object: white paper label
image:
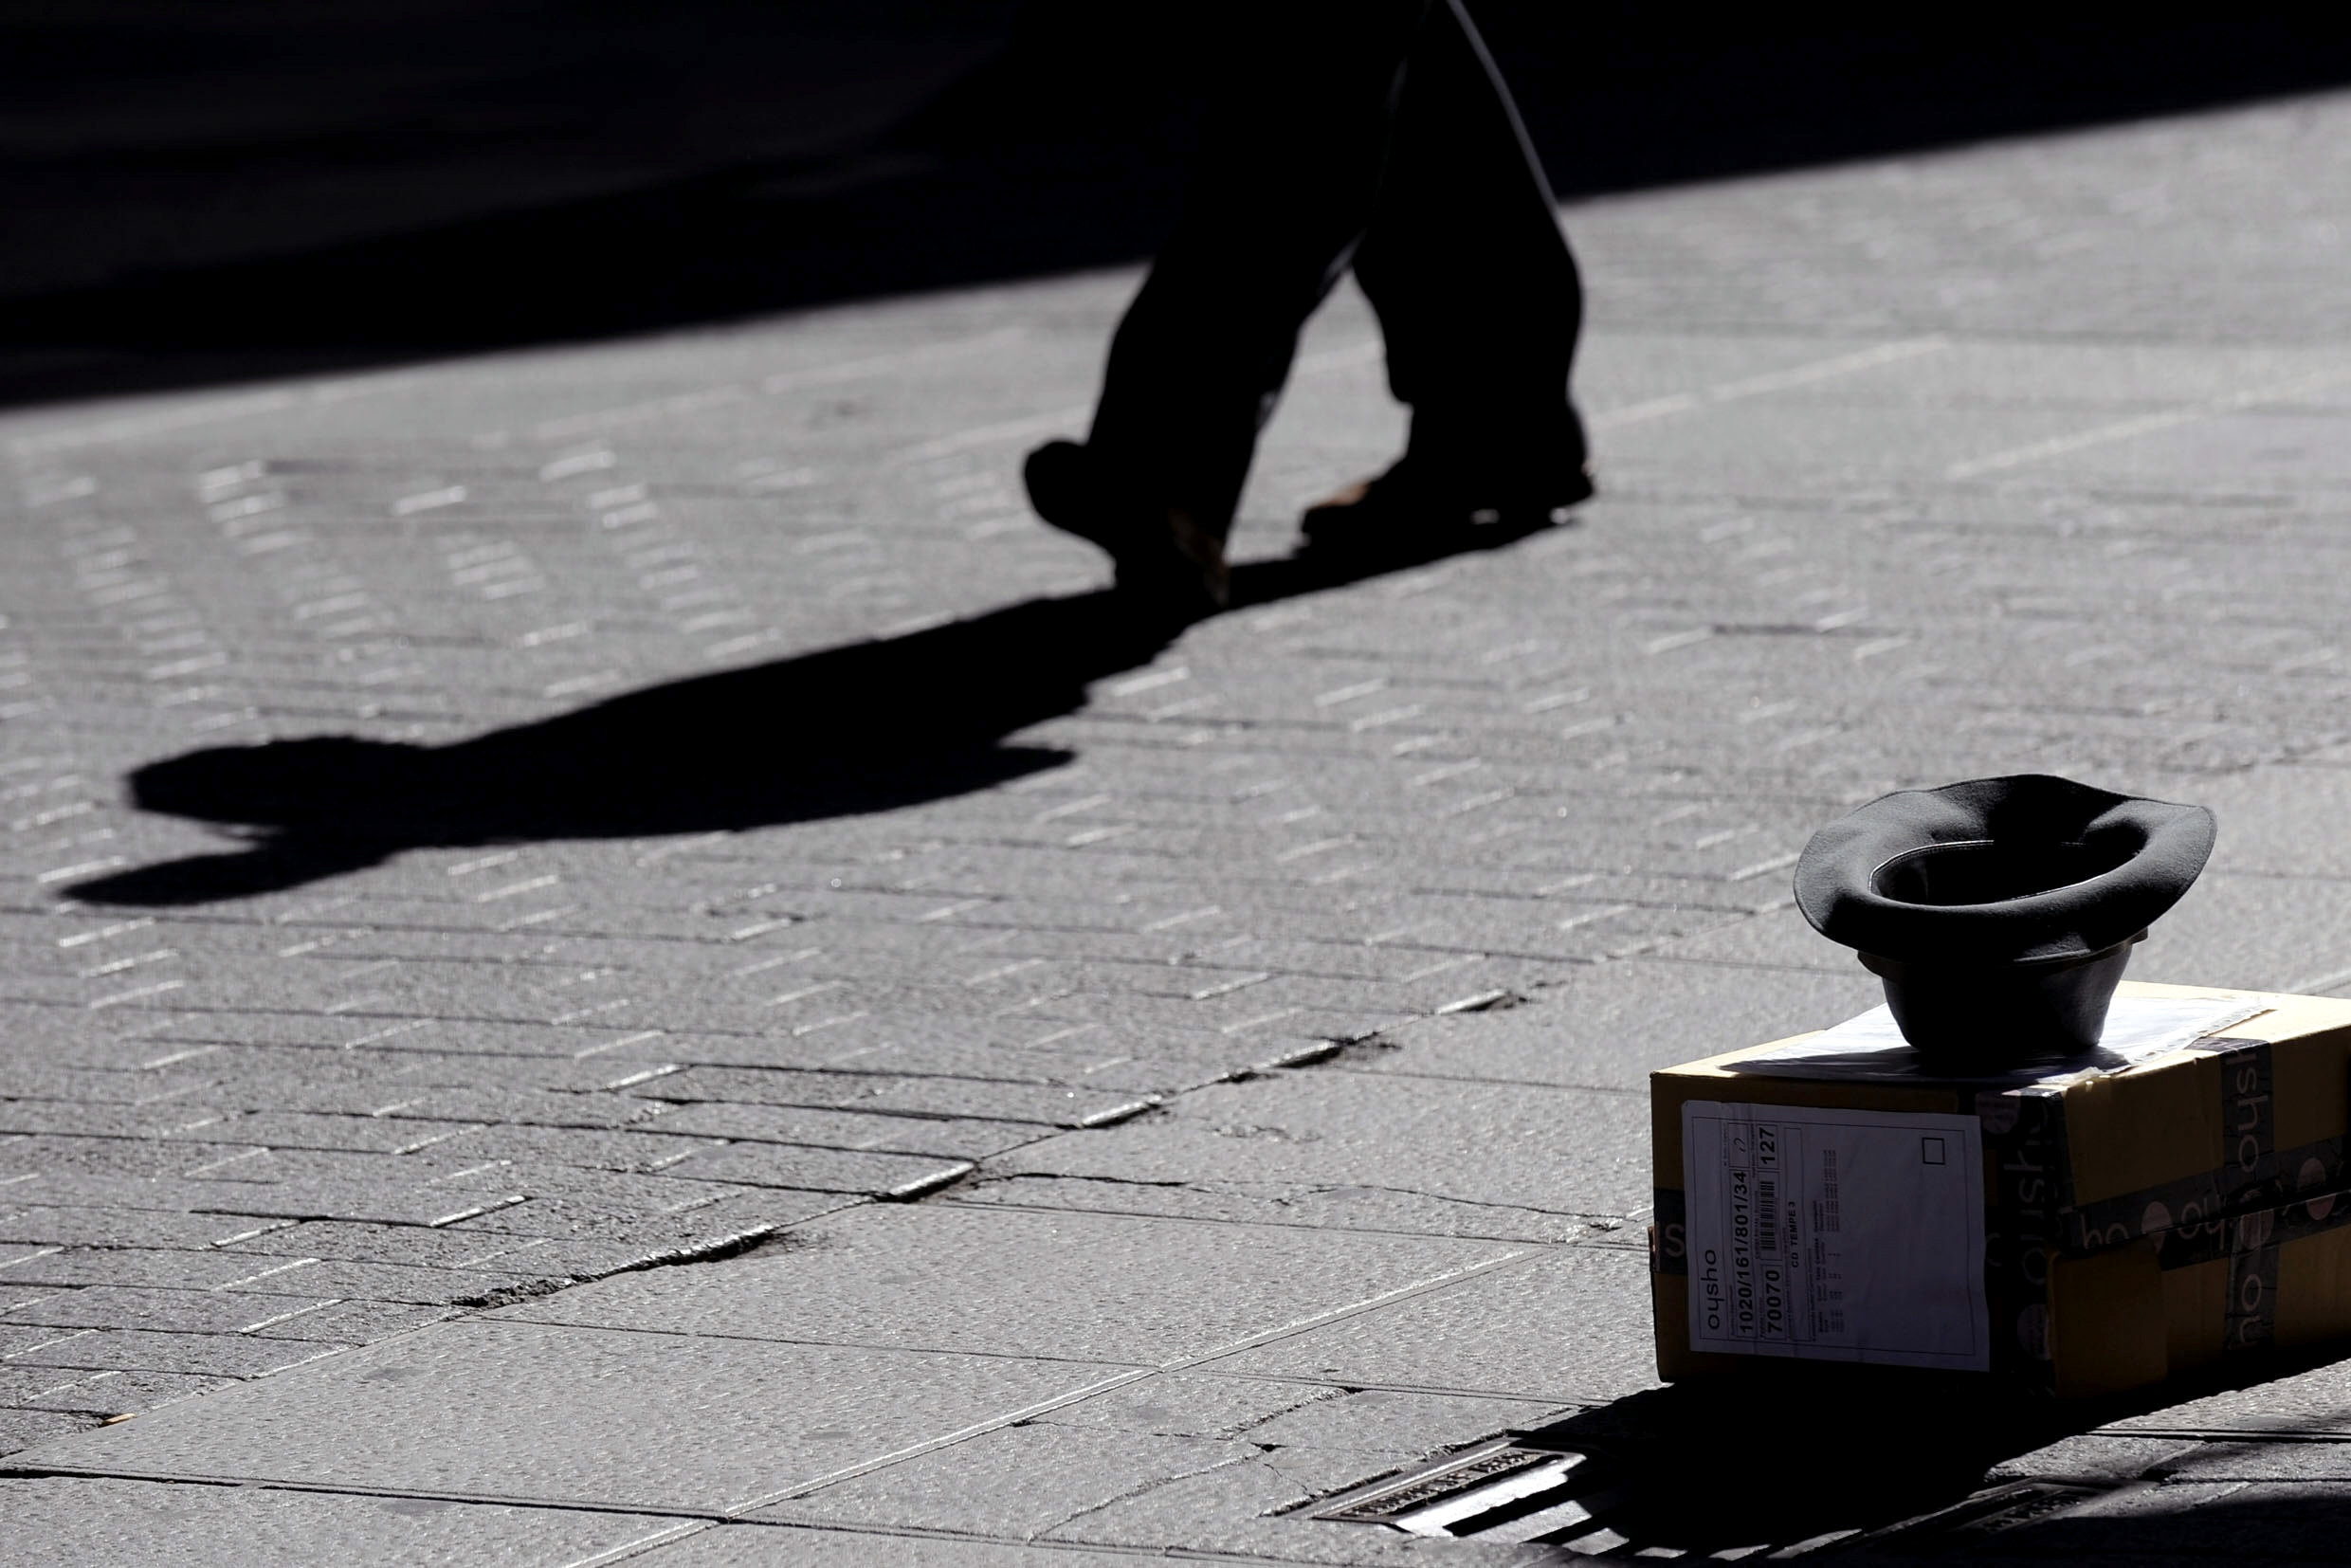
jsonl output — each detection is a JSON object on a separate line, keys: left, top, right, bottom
{"left": 1738, "top": 994, "right": 2264, "bottom": 1083}
{"left": 1683, "top": 1100, "right": 1989, "bottom": 1370}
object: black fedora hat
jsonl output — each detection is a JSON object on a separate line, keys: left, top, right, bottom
{"left": 1795, "top": 775, "right": 2215, "bottom": 1060}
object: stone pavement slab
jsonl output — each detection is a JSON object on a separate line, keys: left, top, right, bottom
{"left": 751, "top": 1420, "right": 1413, "bottom": 1541}
{"left": 1200, "top": 1246, "right": 1655, "bottom": 1408}
{"left": 499, "top": 1204, "right": 1522, "bottom": 1365}
{"left": 627, "top": 1530, "right": 1281, "bottom": 1568}
{"left": 0, "top": 1475, "right": 693, "bottom": 1568}
{"left": 21, "top": 1320, "right": 1130, "bottom": 1514}
{"left": 1959, "top": 1481, "right": 2351, "bottom": 1563}
{"left": 749, "top": 1423, "right": 1549, "bottom": 1568}
{"left": 1336, "top": 960, "right": 1878, "bottom": 1092}
{"left": 961, "top": 1068, "right": 1648, "bottom": 1241}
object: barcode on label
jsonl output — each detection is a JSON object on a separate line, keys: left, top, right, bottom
{"left": 1757, "top": 1177, "right": 1779, "bottom": 1256}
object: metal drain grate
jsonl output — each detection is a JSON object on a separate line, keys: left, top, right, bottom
{"left": 1300, "top": 1442, "right": 2111, "bottom": 1558}
{"left": 1311, "top": 1444, "right": 1581, "bottom": 1535}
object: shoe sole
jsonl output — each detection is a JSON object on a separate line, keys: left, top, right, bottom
{"left": 1026, "top": 444, "right": 1229, "bottom": 613}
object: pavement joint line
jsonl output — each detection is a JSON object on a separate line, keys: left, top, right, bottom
{"left": 1698, "top": 335, "right": 1951, "bottom": 402}
{"left": 664, "top": 1520, "right": 1318, "bottom": 1566}
{"left": 0, "top": 1466, "right": 1308, "bottom": 1568}
{"left": 729, "top": 1364, "right": 1157, "bottom": 1512}
{"left": 1179, "top": 1366, "right": 1616, "bottom": 1409}
{"left": 406, "top": 1313, "right": 1158, "bottom": 1371}
{"left": 936, "top": 1194, "right": 1629, "bottom": 1248}
{"left": 720, "top": 1242, "right": 1557, "bottom": 1514}
{"left": 1316, "top": 1061, "right": 1646, "bottom": 1097}
{"left": 2097, "top": 1427, "right": 2351, "bottom": 1444}
{"left": 0, "top": 1462, "right": 742, "bottom": 1532}
{"left": 1945, "top": 366, "right": 2351, "bottom": 478}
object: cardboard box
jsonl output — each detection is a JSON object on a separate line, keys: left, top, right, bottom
{"left": 1649, "top": 982, "right": 2351, "bottom": 1397}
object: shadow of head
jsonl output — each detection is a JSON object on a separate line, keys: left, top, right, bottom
{"left": 68, "top": 528, "right": 1550, "bottom": 906}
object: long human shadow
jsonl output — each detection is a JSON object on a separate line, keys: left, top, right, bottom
{"left": 66, "top": 533, "right": 1534, "bottom": 907}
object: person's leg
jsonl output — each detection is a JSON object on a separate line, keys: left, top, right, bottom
{"left": 1339, "top": 0, "right": 1587, "bottom": 511}
{"left": 1047, "top": 0, "right": 1431, "bottom": 544}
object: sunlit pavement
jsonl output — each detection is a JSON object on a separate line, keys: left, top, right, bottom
{"left": 5, "top": 86, "right": 2351, "bottom": 1563}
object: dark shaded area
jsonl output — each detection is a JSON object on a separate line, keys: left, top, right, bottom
{"left": 66, "top": 525, "right": 1545, "bottom": 906}
{"left": 1517, "top": 1377, "right": 2082, "bottom": 1551}
{"left": 1505, "top": 1358, "right": 2351, "bottom": 1557}
{"left": 8, "top": 4, "right": 2351, "bottom": 407}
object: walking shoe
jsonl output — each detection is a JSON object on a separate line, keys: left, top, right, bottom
{"left": 1299, "top": 456, "right": 1595, "bottom": 558}
{"left": 1023, "top": 440, "right": 1230, "bottom": 615}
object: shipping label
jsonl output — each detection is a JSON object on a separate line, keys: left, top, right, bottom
{"left": 1683, "top": 1100, "right": 1990, "bottom": 1371}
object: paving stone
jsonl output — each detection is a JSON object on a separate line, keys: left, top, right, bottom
{"left": 1641, "top": 913, "right": 1850, "bottom": 974}
{"left": 1027, "top": 1373, "right": 1344, "bottom": 1441}
{"left": 1238, "top": 1386, "right": 1575, "bottom": 1454}
{"left": 2105, "top": 1358, "right": 2351, "bottom": 1438}
{"left": 643, "top": 1102, "right": 1054, "bottom": 1160}
{"left": 211, "top": 1218, "right": 550, "bottom": 1269}
{"left": 0, "top": 1476, "right": 694, "bottom": 1566}
{"left": 194, "top": 1256, "right": 549, "bottom": 1307}
{"left": 7, "top": 1366, "right": 237, "bottom": 1417}
{"left": 1348, "top": 959, "right": 1879, "bottom": 1091}
{"left": 1011, "top": 989, "right": 1412, "bottom": 1046}
{"left": 656, "top": 1142, "right": 974, "bottom": 1198}
{"left": 243, "top": 1299, "right": 462, "bottom": 1343}
{"left": 1983, "top": 1479, "right": 2351, "bottom": 1560}
{"left": 758, "top": 1420, "right": 1337, "bottom": 1540}
{"left": 501, "top": 1203, "right": 1518, "bottom": 1365}
{"left": 1, "top": 1286, "right": 337, "bottom": 1335}
{"left": 1985, "top": 1432, "right": 2204, "bottom": 1485}
{"left": 629, "top": 1524, "right": 1216, "bottom": 1567}
{"left": 2, "top": 1172, "right": 517, "bottom": 1227}
{"left": 442, "top": 1187, "right": 857, "bottom": 1243}
{"left": 412, "top": 1122, "right": 725, "bottom": 1174}
{"left": 160, "top": 1110, "right": 485, "bottom": 1155}
{"left": 968, "top": 1068, "right": 1647, "bottom": 1239}
{"left": 2139, "top": 870, "right": 2351, "bottom": 994}
{"left": 2141, "top": 1439, "right": 2351, "bottom": 1483}
{"left": 600, "top": 1024, "right": 1227, "bottom": 1098}
{"left": 24, "top": 1320, "right": 1130, "bottom": 1513}
{"left": 0, "top": 1207, "right": 296, "bottom": 1250}
{"left": 419, "top": 1160, "right": 758, "bottom": 1212}
{"left": 3, "top": 1328, "right": 350, "bottom": 1379}
{"left": 0, "top": 1363, "right": 94, "bottom": 1406}
{"left": 2203, "top": 765, "right": 2351, "bottom": 884}
{"left": 1204, "top": 1245, "right": 1659, "bottom": 1405}
{"left": 0, "top": 1280, "right": 61, "bottom": 1312}
{"left": 1033, "top": 1444, "right": 1548, "bottom": 1565}
{"left": 0, "top": 1409, "right": 100, "bottom": 1457}
{"left": 630, "top": 1067, "right": 1157, "bottom": 1129}
{"left": 357, "top": 1086, "right": 683, "bottom": 1130}
{"left": 0, "top": 1246, "right": 294, "bottom": 1292}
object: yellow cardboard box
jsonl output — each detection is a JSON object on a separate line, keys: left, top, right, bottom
{"left": 1649, "top": 982, "right": 2351, "bottom": 1397}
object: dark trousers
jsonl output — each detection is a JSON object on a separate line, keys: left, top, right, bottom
{"left": 1085, "top": 0, "right": 1585, "bottom": 538}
